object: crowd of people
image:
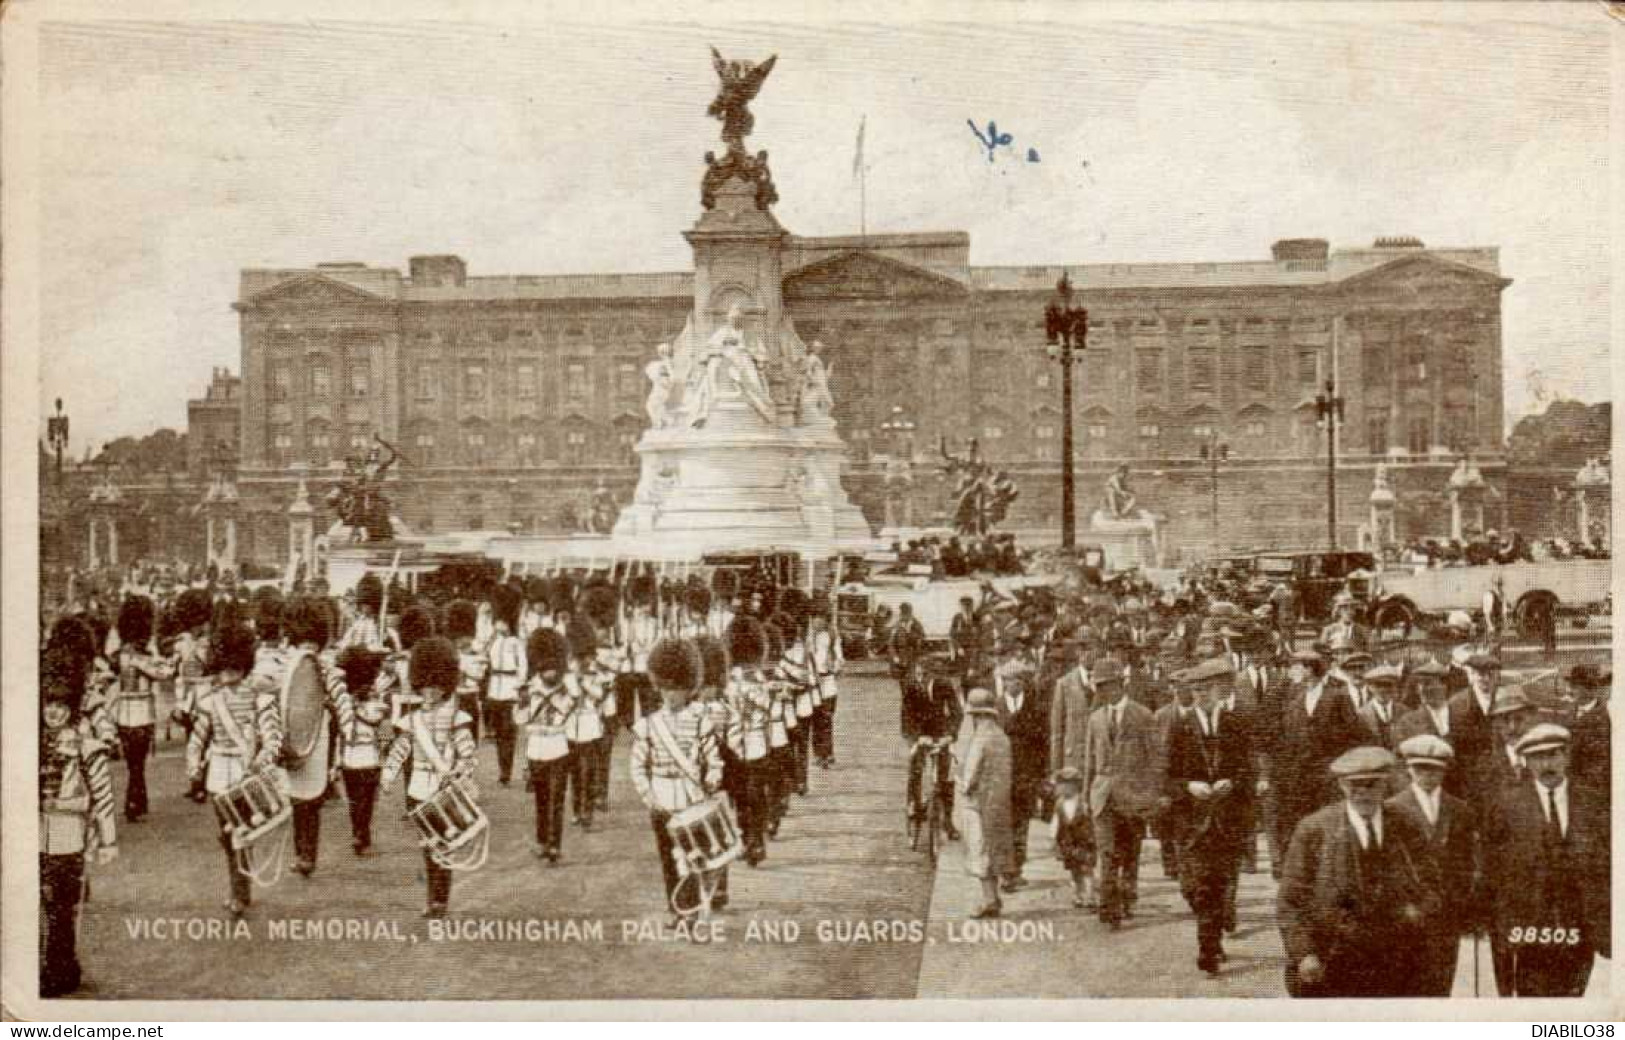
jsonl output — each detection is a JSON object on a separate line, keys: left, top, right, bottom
{"left": 889, "top": 571, "right": 1610, "bottom": 997}
{"left": 1397, "top": 528, "right": 1611, "bottom": 567}
{"left": 37, "top": 563, "right": 847, "bottom": 997}
{"left": 883, "top": 532, "right": 1029, "bottom": 579}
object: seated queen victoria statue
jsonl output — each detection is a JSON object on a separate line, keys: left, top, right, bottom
{"left": 684, "top": 303, "right": 774, "bottom": 428}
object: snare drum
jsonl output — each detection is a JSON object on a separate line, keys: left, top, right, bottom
{"left": 665, "top": 797, "right": 742, "bottom": 876}
{"left": 409, "top": 777, "right": 489, "bottom": 871}
{"left": 213, "top": 770, "right": 291, "bottom": 851}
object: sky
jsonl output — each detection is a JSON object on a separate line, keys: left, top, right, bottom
{"left": 28, "top": 5, "right": 1614, "bottom": 453}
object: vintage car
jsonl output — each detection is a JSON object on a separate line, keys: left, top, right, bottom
{"left": 1251, "top": 549, "right": 1378, "bottom": 624}
{"left": 1367, "top": 558, "right": 1610, "bottom": 637}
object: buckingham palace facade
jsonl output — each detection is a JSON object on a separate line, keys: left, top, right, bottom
{"left": 224, "top": 232, "right": 1510, "bottom": 565}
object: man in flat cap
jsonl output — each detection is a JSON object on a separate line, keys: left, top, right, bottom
{"left": 1481, "top": 723, "right": 1610, "bottom": 996}
{"left": 1356, "top": 663, "right": 1404, "bottom": 754}
{"left": 1278, "top": 745, "right": 1440, "bottom": 997}
{"left": 1081, "top": 656, "right": 1159, "bottom": 926}
{"left": 1563, "top": 664, "right": 1610, "bottom": 809}
{"left": 1446, "top": 650, "right": 1502, "bottom": 813}
{"left": 1484, "top": 687, "right": 1539, "bottom": 794}
{"left": 1271, "top": 648, "right": 1365, "bottom": 879}
{"left": 1386, "top": 734, "right": 1480, "bottom": 996}
{"left": 1317, "top": 591, "right": 1370, "bottom": 656}
{"left": 1393, "top": 659, "right": 1454, "bottom": 766}
{"left": 1164, "top": 656, "right": 1256, "bottom": 975}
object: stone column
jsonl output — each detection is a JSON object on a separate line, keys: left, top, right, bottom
{"left": 1369, "top": 471, "right": 1396, "bottom": 554}
{"left": 288, "top": 467, "right": 315, "bottom": 568}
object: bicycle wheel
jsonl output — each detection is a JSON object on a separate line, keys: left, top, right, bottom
{"left": 925, "top": 793, "right": 941, "bottom": 866}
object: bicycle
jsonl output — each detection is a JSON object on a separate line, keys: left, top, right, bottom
{"left": 906, "top": 736, "right": 956, "bottom": 865}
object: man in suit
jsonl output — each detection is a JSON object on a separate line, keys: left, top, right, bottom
{"left": 1482, "top": 724, "right": 1611, "bottom": 996}
{"left": 1151, "top": 644, "right": 1196, "bottom": 880}
{"left": 1271, "top": 649, "right": 1363, "bottom": 876}
{"left": 1164, "top": 655, "right": 1255, "bottom": 974}
{"left": 1317, "top": 591, "right": 1371, "bottom": 655}
{"left": 1446, "top": 650, "right": 1502, "bottom": 811}
{"left": 1278, "top": 746, "right": 1442, "bottom": 997}
{"left": 1227, "top": 624, "right": 1285, "bottom": 874}
{"left": 1356, "top": 663, "right": 1403, "bottom": 752}
{"left": 1049, "top": 640, "right": 1096, "bottom": 775}
{"left": 1081, "top": 660, "right": 1160, "bottom": 927}
{"left": 995, "top": 661, "right": 1050, "bottom": 891}
{"left": 1564, "top": 664, "right": 1610, "bottom": 808}
{"left": 1394, "top": 658, "right": 1454, "bottom": 746}
{"left": 1386, "top": 735, "right": 1481, "bottom": 996}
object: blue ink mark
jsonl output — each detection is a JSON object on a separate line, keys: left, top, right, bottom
{"left": 1027, "top": 147, "right": 1041, "bottom": 163}
{"left": 968, "top": 119, "right": 1014, "bottom": 163}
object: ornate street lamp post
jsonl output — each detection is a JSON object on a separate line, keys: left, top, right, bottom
{"left": 879, "top": 405, "right": 917, "bottom": 530}
{"left": 1043, "top": 273, "right": 1089, "bottom": 550}
{"left": 47, "top": 398, "right": 70, "bottom": 484}
{"left": 1315, "top": 377, "right": 1346, "bottom": 549}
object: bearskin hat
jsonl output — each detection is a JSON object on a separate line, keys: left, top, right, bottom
{"left": 399, "top": 604, "right": 436, "bottom": 650}
{"left": 491, "top": 583, "right": 522, "bottom": 632}
{"left": 684, "top": 582, "right": 713, "bottom": 617}
{"left": 522, "top": 574, "right": 548, "bottom": 605}
{"left": 47, "top": 615, "right": 99, "bottom": 675}
{"left": 337, "top": 646, "right": 387, "bottom": 698}
{"left": 283, "top": 595, "right": 333, "bottom": 648}
{"left": 209, "top": 620, "right": 259, "bottom": 676}
{"left": 444, "top": 599, "right": 478, "bottom": 642}
{"left": 694, "top": 634, "right": 730, "bottom": 690}
{"left": 527, "top": 627, "right": 570, "bottom": 679}
{"left": 545, "top": 575, "right": 577, "bottom": 617}
{"left": 41, "top": 643, "right": 87, "bottom": 715}
{"left": 355, "top": 573, "right": 384, "bottom": 615}
{"left": 778, "top": 587, "right": 810, "bottom": 626}
{"left": 116, "top": 595, "right": 155, "bottom": 648}
{"left": 566, "top": 613, "right": 599, "bottom": 660}
{"left": 409, "top": 636, "right": 461, "bottom": 694}
{"left": 580, "top": 584, "right": 619, "bottom": 632}
{"left": 762, "top": 619, "right": 786, "bottom": 662}
{"left": 251, "top": 587, "right": 284, "bottom": 642}
{"left": 727, "top": 617, "right": 767, "bottom": 670}
{"left": 175, "top": 588, "right": 215, "bottom": 634}
{"left": 711, "top": 567, "right": 739, "bottom": 601}
{"left": 626, "top": 572, "right": 658, "bottom": 609}
{"left": 647, "top": 637, "right": 702, "bottom": 695}
{"left": 768, "top": 611, "right": 800, "bottom": 647}
{"left": 81, "top": 613, "right": 111, "bottom": 660}
{"left": 756, "top": 584, "right": 779, "bottom": 618}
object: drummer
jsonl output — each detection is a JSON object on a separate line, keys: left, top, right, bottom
{"left": 630, "top": 637, "right": 724, "bottom": 918}
{"left": 380, "top": 636, "right": 478, "bottom": 919}
{"left": 185, "top": 620, "right": 283, "bottom": 918}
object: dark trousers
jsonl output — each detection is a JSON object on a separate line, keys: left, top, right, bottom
{"left": 591, "top": 734, "right": 613, "bottom": 809}
{"left": 567, "top": 741, "right": 597, "bottom": 824}
{"left": 1008, "top": 777, "right": 1040, "bottom": 876}
{"left": 1405, "top": 931, "right": 1462, "bottom": 997}
{"left": 457, "top": 693, "right": 482, "bottom": 743}
{"left": 1093, "top": 806, "right": 1142, "bottom": 923}
{"left": 342, "top": 767, "right": 380, "bottom": 850}
{"left": 40, "top": 853, "right": 84, "bottom": 998}
{"left": 117, "top": 725, "right": 153, "bottom": 820}
{"left": 811, "top": 695, "right": 837, "bottom": 763}
{"left": 529, "top": 756, "right": 570, "bottom": 853}
{"left": 907, "top": 744, "right": 955, "bottom": 821}
{"left": 1179, "top": 849, "right": 1229, "bottom": 964}
{"left": 213, "top": 820, "right": 253, "bottom": 907}
{"left": 618, "top": 674, "right": 656, "bottom": 728}
{"left": 769, "top": 743, "right": 794, "bottom": 823}
{"left": 1155, "top": 807, "right": 1186, "bottom": 878}
{"left": 486, "top": 701, "right": 517, "bottom": 782}
{"left": 1507, "top": 940, "right": 1594, "bottom": 997}
{"left": 789, "top": 717, "right": 811, "bottom": 793}
{"left": 650, "top": 809, "right": 681, "bottom": 903}
{"left": 405, "top": 796, "right": 452, "bottom": 909}
{"left": 737, "top": 756, "right": 771, "bottom": 855}
{"left": 292, "top": 798, "right": 323, "bottom": 871}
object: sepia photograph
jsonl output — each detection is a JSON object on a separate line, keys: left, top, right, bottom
{"left": 2, "top": 0, "right": 1616, "bottom": 1019}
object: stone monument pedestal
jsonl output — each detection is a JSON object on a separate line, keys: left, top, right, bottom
{"left": 1087, "top": 510, "right": 1164, "bottom": 570}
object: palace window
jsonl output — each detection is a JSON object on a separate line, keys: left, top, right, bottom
{"left": 516, "top": 431, "right": 539, "bottom": 464}
{"left": 1035, "top": 424, "right": 1055, "bottom": 440}
{"left": 565, "top": 429, "right": 587, "bottom": 464}
{"left": 1407, "top": 415, "right": 1430, "bottom": 455}
{"left": 983, "top": 426, "right": 1005, "bottom": 440}
{"left": 271, "top": 365, "right": 291, "bottom": 403}
{"left": 1243, "top": 417, "right": 1267, "bottom": 439}
{"left": 463, "top": 364, "right": 487, "bottom": 401}
{"left": 616, "top": 362, "right": 639, "bottom": 400}
{"left": 415, "top": 365, "right": 437, "bottom": 400}
{"left": 1138, "top": 423, "right": 1160, "bottom": 439}
{"left": 1187, "top": 348, "right": 1215, "bottom": 392}
{"left": 1036, "top": 371, "right": 1052, "bottom": 390}
{"left": 1192, "top": 423, "right": 1215, "bottom": 441}
{"left": 1136, "top": 350, "right": 1163, "bottom": 393}
{"left": 566, "top": 363, "right": 588, "bottom": 404}
{"left": 270, "top": 428, "right": 293, "bottom": 467}
{"left": 310, "top": 366, "right": 331, "bottom": 398}
{"left": 1297, "top": 348, "right": 1319, "bottom": 386}
{"left": 1242, "top": 346, "right": 1269, "bottom": 391}
{"left": 1087, "top": 423, "right": 1109, "bottom": 440}
{"left": 1367, "top": 410, "right": 1389, "bottom": 454}
{"left": 414, "top": 431, "right": 435, "bottom": 465}
{"left": 349, "top": 369, "right": 369, "bottom": 399}
{"left": 516, "top": 363, "right": 538, "bottom": 401}
{"left": 617, "top": 428, "right": 638, "bottom": 463}
{"left": 349, "top": 429, "right": 369, "bottom": 452}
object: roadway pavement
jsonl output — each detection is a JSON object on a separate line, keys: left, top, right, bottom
{"left": 63, "top": 627, "right": 1611, "bottom": 1001}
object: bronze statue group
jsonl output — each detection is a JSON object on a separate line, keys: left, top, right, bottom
{"left": 36, "top": 563, "right": 847, "bottom": 996}
{"left": 894, "top": 577, "right": 1610, "bottom": 997}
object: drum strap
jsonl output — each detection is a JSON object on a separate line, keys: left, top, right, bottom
{"left": 410, "top": 712, "right": 453, "bottom": 779}
{"left": 649, "top": 712, "right": 704, "bottom": 793}
{"left": 207, "top": 691, "right": 257, "bottom": 762}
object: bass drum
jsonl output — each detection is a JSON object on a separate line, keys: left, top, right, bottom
{"left": 280, "top": 650, "right": 326, "bottom": 768}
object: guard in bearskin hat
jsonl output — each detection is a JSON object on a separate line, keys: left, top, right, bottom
{"left": 186, "top": 619, "right": 281, "bottom": 917}
{"left": 580, "top": 584, "right": 622, "bottom": 812}
{"left": 280, "top": 595, "right": 355, "bottom": 879}
{"left": 49, "top": 615, "right": 116, "bottom": 750}
{"left": 336, "top": 647, "right": 390, "bottom": 857}
{"left": 621, "top": 571, "right": 662, "bottom": 726}
{"left": 629, "top": 637, "right": 723, "bottom": 914}
{"left": 443, "top": 599, "right": 486, "bottom": 744}
{"left": 709, "top": 569, "right": 739, "bottom": 640}
{"left": 342, "top": 574, "right": 385, "bottom": 650}
{"left": 760, "top": 619, "right": 795, "bottom": 837}
{"left": 564, "top": 614, "right": 610, "bottom": 830}
{"left": 381, "top": 637, "right": 477, "bottom": 918}
{"left": 725, "top": 617, "right": 774, "bottom": 865}
{"left": 773, "top": 594, "right": 815, "bottom": 799}
{"left": 485, "top": 585, "right": 525, "bottom": 785}
{"left": 166, "top": 588, "right": 216, "bottom": 739}
{"left": 112, "top": 594, "right": 173, "bottom": 823}
{"left": 521, "top": 628, "right": 576, "bottom": 864}
{"left": 693, "top": 632, "right": 735, "bottom": 908}
{"left": 39, "top": 639, "right": 118, "bottom": 997}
